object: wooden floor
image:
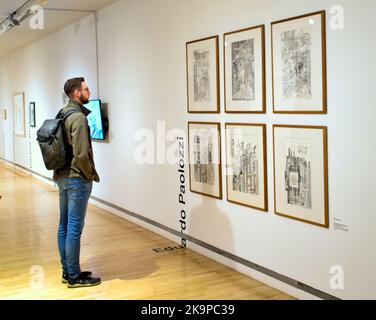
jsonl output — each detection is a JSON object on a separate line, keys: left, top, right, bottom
{"left": 0, "top": 162, "right": 293, "bottom": 300}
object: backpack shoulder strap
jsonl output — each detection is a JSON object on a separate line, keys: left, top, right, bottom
{"left": 62, "top": 109, "right": 80, "bottom": 122}
{"left": 55, "top": 108, "right": 80, "bottom": 122}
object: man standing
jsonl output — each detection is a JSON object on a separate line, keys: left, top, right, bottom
{"left": 53, "top": 77, "right": 101, "bottom": 288}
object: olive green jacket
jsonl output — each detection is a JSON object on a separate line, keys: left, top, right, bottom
{"left": 53, "top": 100, "right": 100, "bottom": 182}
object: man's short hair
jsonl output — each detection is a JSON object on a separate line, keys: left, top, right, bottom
{"left": 64, "top": 77, "right": 85, "bottom": 98}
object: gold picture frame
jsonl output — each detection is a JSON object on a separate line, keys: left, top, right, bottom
{"left": 224, "top": 25, "right": 266, "bottom": 113}
{"left": 271, "top": 11, "right": 327, "bottom": 114}
{"left": 273, "top": 124, "right": 329, "bottom": 228}
{"left": 188, "top": 122, "right": 222, "bottom": 199}
{"left": 225, "top": 123, "right": 268, "bottom": 211}
{"left": 186, "top": 36, "right": 220, "bottom": 113}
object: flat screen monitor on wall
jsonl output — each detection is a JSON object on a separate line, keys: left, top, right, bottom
{"left": 84, "top": 99, "right": 105, "bottom": 141}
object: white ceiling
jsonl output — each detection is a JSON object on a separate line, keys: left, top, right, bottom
{"left": 0, "top": 0, "right": 119, "bottom": 58}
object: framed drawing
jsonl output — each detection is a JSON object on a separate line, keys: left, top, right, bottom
{"left": 271, "top": 11, "right": 327, "bottom": 113}
{"left": 186, "top": 36, "right": 220, "bottom": 113}
{"left": 225, "top": 123, "right": 268, "bottom": 211}
{"left": 273, "top": 125, "right": 329, "bottom": 228}
{"left": 224, "top": 25, "right": 266, "bottom": 113}
{"left": 13, "top": 92, "right": 26, "bottom": 137}
{"left": 1, "top": 109, "right": 6, "bottom": 120}
{"left": 29, "top": 102, "right": 36, "bottom": 128}
{"left": 188, "top": 122, "right": 222, "bottom": 199}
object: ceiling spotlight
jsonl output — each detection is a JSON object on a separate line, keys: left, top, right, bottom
{"left": 0, "top": 0, "right": 51, "bottom": 35}
{"left": 9, "top": 13, "right": 20, "bottom": 26}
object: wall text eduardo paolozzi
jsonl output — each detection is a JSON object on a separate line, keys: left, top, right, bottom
{"left": 178, "top": 136, "right": 187, "bottom": 247}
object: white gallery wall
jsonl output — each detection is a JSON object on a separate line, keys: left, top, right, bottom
{"left": 0, "top": 15, "right": 99, "bottom": 175}
{"left": 0, "top": 0, "right": 375, "bottom": 299}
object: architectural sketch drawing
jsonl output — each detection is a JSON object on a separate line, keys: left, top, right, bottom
{"left": 232, "top": 39, "right": 255, "bottom": 101}
{"left": 193, "top": 49, "right": 211, "bottom": 103}
{"left": 281, "top": 27, "right": 312, "bottom": 100}
{"left": 193, "top": 134, "right": 215, "bottom": 185}
{"left": 230, "top": 137, "right": 259, "bottom": 195}
{"left": 285, "top": 145, "right": 312, "bottom": 209}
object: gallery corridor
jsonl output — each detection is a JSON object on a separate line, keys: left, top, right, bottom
{"left": 0, "top": 162, "right": 292, "bottom": 300}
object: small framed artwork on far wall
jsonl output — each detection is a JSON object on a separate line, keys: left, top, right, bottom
{"left": 13, "top": 92, "right": 26, "bottom": 137}
{"left": 29, "top": 102, "right": 36, "bottom": 128}
{"left": 186, "top": 36, "right": 220, "bottom": 113}
{"left": 271, "top": 11, "right": 327, "bottom": 114}
{"left": 1, "top": 109, "right": 6, "bottom": 120}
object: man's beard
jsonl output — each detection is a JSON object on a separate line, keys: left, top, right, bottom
{"left": 79, "top": 96, "right": 90, "bottom": 104}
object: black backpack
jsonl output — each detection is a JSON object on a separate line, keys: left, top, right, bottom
{"left": 36, "top": 109, "right": 79, "bottom": 170}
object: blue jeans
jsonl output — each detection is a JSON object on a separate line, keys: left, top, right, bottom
{"left": 56, "top": 177, "right": 92, "bottom": 279}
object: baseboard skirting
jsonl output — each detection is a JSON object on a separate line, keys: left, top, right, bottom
{"left": 0, "top": 157, "right": 53, "bottom": 182}
{"left": 0, "top": 157, "right": 340, "bottom": 300}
